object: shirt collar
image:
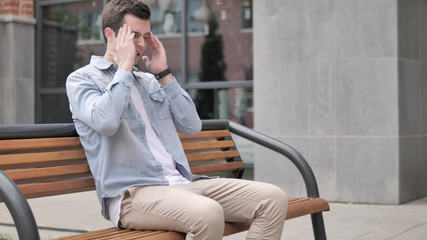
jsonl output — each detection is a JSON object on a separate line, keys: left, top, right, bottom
{"left": 90, "top": 55, "right": 115, "bottom": 70}
{"left": 90, "top": 55, "right": 140, "bottom": 72}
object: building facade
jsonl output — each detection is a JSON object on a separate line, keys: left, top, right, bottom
{"left": 0, "top": 0, "right": 35, "bottom": 124}
{"left": 1, "top": 0, "right": 426, "bottom": 204}
{"left": 254, "top": 0, "right": 427, "bottom": 205}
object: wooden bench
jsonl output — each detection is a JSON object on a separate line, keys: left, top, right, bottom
{"left": 0, "top": 120, "right": 329, "bottom": 240}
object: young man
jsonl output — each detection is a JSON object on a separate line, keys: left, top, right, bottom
{"left": 66, "top": 0, "right": 288, "bottom": 239}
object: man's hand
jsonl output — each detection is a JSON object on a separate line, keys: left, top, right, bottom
{"left": 110, "top": 24, "right": 135, "bottom": 72}
{"left": 142, "top": 33, "right": 173, "bottom": 84}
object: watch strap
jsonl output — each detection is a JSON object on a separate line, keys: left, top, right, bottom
{"left": 154, "top": 66, "right": 172, "bottom": 80}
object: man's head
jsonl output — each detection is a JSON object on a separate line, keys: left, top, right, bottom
{"left": 102, "top": 0, "right": 151, "bottom": 42}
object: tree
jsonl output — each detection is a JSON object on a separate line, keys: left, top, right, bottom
{"left": 195, "top": 10, "right": 227, "bottom": 119}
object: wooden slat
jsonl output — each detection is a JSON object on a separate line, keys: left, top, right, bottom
{"left": 4, "top": 164, "right": 91, "bottom": 184}
{"left": 182, "top": 140, "right": 235, "bottom": 151}
{"left": 54, "top": 228, "right": 122, "bottom": 240}
{"left": 129, "top": 231, "right": 185, "bottom": 240}
{"left": 190, "top": 161, "right": 244, "bottom": 175}
{"left": 54, "top": 228, "right": 185, "bottom": 240}
{"left": 224, "top": 221, "right": 252, "bottom": 236}
{"left": 186, "top": 150, "right": 240, "bottom": 162}
{"left": 178, "top": 130, "right": 231, "bottom": 140}
{"left": 0, "top": 137, "right": 81, "bottom": 153}
{"left": 0, "top": 149, "right": 86, "bottom": 170}
{"left": 286, "top": 198, "right": 330, "bottom": 220}
{"left": 19, "top": 178, "right": 95, "bottom": 199}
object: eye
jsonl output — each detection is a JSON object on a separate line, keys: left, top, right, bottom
{"left": 143, "top": 33, "right": 151, "bottom": 40}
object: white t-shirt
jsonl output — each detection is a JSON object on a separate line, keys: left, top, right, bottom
{"left": 108, "top": 82, "right": 190, "bottom": 227}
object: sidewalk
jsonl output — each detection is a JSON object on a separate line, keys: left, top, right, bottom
{"left": 1, "top": 191, "right": 427, "bottom": 239}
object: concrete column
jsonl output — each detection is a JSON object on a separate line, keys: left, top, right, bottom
{"left": 0, "top": 0, "right": 35, "bottom": 124}
{"left": 253, "top": 0, "right": 427, "bottom": 204}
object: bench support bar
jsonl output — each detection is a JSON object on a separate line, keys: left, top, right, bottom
{"left": 0, "top": 170, "right": 40, "bottom": 240}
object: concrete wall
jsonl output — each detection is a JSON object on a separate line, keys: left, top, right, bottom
{"left": 253, "top": 0, "right": 427, "bottom": 204}
{"left": 0, "top": 15, "right": 35, "bottom": 124}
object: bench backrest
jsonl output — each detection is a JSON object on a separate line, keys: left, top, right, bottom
{"left": 0, "top": 128, "right": 244, "bottom": 200}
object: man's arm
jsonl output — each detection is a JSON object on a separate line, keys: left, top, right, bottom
{"left": 142, "top": 33, "right": 173, "bottom": 85}
{"left": 66, "top": 25, "right": 136, "bottom": 136}
{"left": 66, "top": 70, "right": 133, "bottom": 136}
{"left": 163, "top": 80, "right": 201, "bottom": 136}
{"left": 142, "top": 33, "right": 201, "bottom": 135}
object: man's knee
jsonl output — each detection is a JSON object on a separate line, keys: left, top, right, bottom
{"left": 187, "top": 199, "right": 224, "bottom": 239}
{"left": 262, "top": 184, "right": 288, "bottom": 215}
{"left": 192, "top": 199, "right": 224, "bottom": 225}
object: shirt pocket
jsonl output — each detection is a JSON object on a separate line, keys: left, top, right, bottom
{"left": 149, "top": 90, "right": 172, "bottom": 120}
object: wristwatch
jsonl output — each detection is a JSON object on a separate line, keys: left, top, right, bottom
{"left": 154, "top": 66, "right": 172, "bottom": 80}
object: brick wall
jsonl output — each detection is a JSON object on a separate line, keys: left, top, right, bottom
{"left": 0, "top": 0, "right": 34, "bottom": 18}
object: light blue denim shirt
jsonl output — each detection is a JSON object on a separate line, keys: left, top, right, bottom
{"left": 66, "top": 56, "right": 202, "bottom": 220}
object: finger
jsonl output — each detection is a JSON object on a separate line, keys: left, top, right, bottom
{"left": 148, "top": 33, "right": 158, "bottom": 49}
{"left": 127, "top": 25, "right": 134, "bottom": 41}
{"left": 125, "top": 25, "right": 132, "bottom": 38}
{"left": 123, "top": 24, "right": 130, "bottom": 44}
{"left": 120, "top": 24, "right": 130, "bottom": 44}
{"left": 150, "top": 35, "right": 164, "bottom": 55}
{"left": 117, "top": 27, "right": 124, "bottom": 44}
{"left": 142, "top": 56, "right": 150, "bottom": 65}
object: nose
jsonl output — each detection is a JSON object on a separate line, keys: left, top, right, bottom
{"left": 134, "top": 37, "right": 146, "bottom": 48}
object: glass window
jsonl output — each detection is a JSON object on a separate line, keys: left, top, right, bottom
{"left": 41, "top": 95, "right": 73, "bottom": 123}
{"left": 145, "top": 0, "right": 204, "bottom": 35}
{"left": 240, "top": 0, "right": 253, "bottom": 29}
{"left": 180, "top": 0, "right": 254, "bottom": 125}
{"left": 37, "top": 0, "right": 105, "bottom": 123}
{"left": 36, "top": 0, "right": 254, "bottom": 129}
{"left": 78, "top": 9, "right": 103, "bottom": 42}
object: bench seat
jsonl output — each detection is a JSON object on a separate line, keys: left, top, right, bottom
{"left": 0, "top": 120, "right": 329, "bottom": 239}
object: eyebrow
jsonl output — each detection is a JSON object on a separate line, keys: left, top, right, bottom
{"left": 133, "top": 31, "right": 151, "bottom": 37}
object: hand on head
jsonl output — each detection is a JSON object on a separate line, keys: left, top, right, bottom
{"left": 108, "top": 24, "right": 136, "bottom": 72}
{"left": 105, "top": 22, "right": 170, "bottom": 81}
{"left": 142, "top": 33, "right": 168, "bottom": 74}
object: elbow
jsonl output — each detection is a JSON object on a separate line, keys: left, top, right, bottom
{"left": 91, "top": 112, "right": 121, "bottom": 136}
{"left": 180, "top": 118, "right": 202, "bottom": 136}
{"left": 96, "top": 123, "right": 119, "bottom": 136}
{"left": 193, "top": 119, "right": 202, "bottom": 134}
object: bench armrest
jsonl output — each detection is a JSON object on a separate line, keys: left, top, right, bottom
{"left": 228, "top": 121, "right": 320, "bottom": 198}
{"left": 202, "top": 120, "right": 320, "bottom": 198}
{"left": 0, "top": 170, "right": 40, "bottom": 240}
{"left": 227, "top": 121, "right": 320, "bottom": 198}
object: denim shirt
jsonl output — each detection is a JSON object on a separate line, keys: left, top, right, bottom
{"left": 66, "top": 56, "right": 202, "bottom": 220}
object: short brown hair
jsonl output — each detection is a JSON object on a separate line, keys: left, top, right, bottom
{"left": 102, "top": 0, "right": 151, "bottom": 42}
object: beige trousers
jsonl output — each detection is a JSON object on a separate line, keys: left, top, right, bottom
{"left": 119, "top": 178, "right": 288, "bottom": 240}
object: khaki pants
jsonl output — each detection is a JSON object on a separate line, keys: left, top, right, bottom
{"left": 119, "top": 178, "right": 288, "bottom": 240}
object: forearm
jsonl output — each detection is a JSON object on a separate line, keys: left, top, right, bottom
{"left": 163, "top": 79, "right": 201, "bottom": 135}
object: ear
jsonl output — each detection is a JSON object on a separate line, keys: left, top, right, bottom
{"left": 104, "top": 27, "right": 115, "bottom": 42}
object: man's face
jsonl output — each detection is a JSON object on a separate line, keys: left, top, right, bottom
{"left": 121, "top": 13, "right": 151, "bottom": 65}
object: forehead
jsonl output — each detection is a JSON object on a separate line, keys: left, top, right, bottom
{"left": 122, "top": 13, "right": 150, "bottom": 33}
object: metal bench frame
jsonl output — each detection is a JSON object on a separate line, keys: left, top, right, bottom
{"left": 0, "top": 120, "right": 327, "bottom": 240}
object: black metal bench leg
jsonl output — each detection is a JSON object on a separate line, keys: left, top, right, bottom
{"left": 311, "top": 212, "right": 327, "bottom": 240}
{"left": 0, "top": 170, "right": 40, "bottom": 240}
